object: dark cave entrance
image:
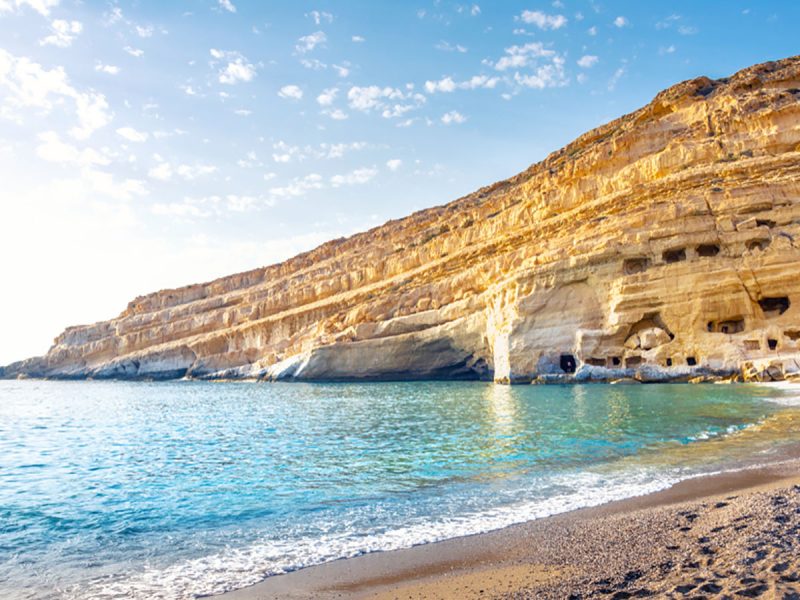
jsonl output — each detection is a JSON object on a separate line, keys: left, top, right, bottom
{"left": 560, "top": 354, "right": 577, "bottom": 374}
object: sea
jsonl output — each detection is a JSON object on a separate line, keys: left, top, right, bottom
{"left": 1, "top": 379, "right": 799, "bottom": 599}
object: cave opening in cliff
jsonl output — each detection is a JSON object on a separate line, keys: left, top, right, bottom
{"left": 686, "top": 356, "right": 697, "bottom": 366}
{"left": 696, "top": 244, "right": 720, "bottom": 257}
{"left": 718, "top": 318, "right": 745, "bottom": 334}
{"left": 758, "top": 296, "right": 790, "bottom": 317}
{"left": 666, "top": 358, "right": 673, "bottom": 367}
{"left": 586, "top": 357, "right": 606, "bottom": 367}
{"left": 610, "top": 356, "right": 621, "bottom": 367}
{"left": 768, "top": 339, "right": 778, "bottom": 350}
{"left": 786, "top": 331, "right": 800, "bottom": 341}
{"left": 747, "top": 239, "right": 770, "bottom": 251}
{"left": 756, "top": 219, "right": 776, "bottom": 228}
{"left": 662, "top": 248, "right": 687, "bottom": 263}
{"left": 560, "top": 354, "right": 576, "bottom": 373}
{"left": 623, "top": 257, "right": 649, "bottom": 275}
{"left": 625, "top": 356, "right": 642, "bottom": 368}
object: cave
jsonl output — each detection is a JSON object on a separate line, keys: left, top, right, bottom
{"left": 560, "top": 354, "right": 577, "bottom": 373}
{"left": 718, "top": 319, "right": 745, "bottom": 334}
{"left": 586, "top": 357, "right": 606, "bottom": 367}
{"left": 623, "top": 257, "right": 650, "bottom": 275}
{"left": 707, "top": 321, "right": 714, "bottom": 332}
{"left": 662, "top": 248, "right": 687, "bottom": 263}
{"left": 747, "top": 238, "right": 770, "bottom": 251}
{"left": 686, "top": 356, "right": 697, "bottom": 366}
{"left": 756, "top": 219, "right": 776, "bottom": 228}
{"left": 625, "top": 356, "right": 643, "bottom": 368}
{"left": 696, "top": 244, "right": 720, "bottom": 257}
{"left": 786, "top": 331, "right": 800, "bottom": 341}
{"left": 610, "top": 356, "right": 621, "bottom": 367}
{"left": 768, "top": 339, "right": 778, "bottom": 350}
{"left": 666, "top": 358, "right": 673, "bottom": 367}
{"left": 758, "top": 296, "right": 790, "bottom": 318}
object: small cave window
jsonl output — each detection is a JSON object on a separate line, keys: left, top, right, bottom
{"left": 625, "top": 356, "right": 643, "bottom": 368}
{"left": 560, "top": 354, "right": 577, "bottom": 374}
{"left": 758, "top": 297, "right": 790, "bottom": 318}
{"left": 623, "top": 257, "right": 650, "bottom": 275}
{"left": 696, "top": 244, "right": 720, "bottom": 257}
{"left": 756, "top": 219, "right": 776, "bottom": 228}
{"left": 785, "top": 331, "right": 800, "bottom": 341}
{"left": 686, "top": 356, "right": 697, "bottom": 366}
{"left": 707, "top": 321, "right": 714, "bottom": 332}
{"left": 768, "top": 339, "right": 778, "bottom": 351}
{"left": 747, "top": 239, "right": 770, "bottom": 252}
{"left": 610, "top": 356, "right": 621, "bottom": 367}
{"left": 718, "top": 319, "right": 745, "bottom": 334}
{"left": 666, "top": 358, "right": 673, "bottom": 367}
{"left": 662, "top": 248, "right": 687, "bottom": 264}
{"left": 586, "top": 357, "right": 606, "bottom": 367}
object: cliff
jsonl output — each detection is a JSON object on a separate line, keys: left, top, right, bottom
{"left": 5, "top": 56, "right": 800, "bottom": 384}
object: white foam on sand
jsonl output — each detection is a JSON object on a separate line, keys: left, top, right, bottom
{"left": 71, "top": 469, "right": 679, "bottom": 600}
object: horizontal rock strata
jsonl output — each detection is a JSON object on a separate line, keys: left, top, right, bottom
{"left": 4, "top": 56, "right": 800, "bottom": 383}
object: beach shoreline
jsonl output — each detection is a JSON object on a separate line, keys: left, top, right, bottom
{"left": 219, "top": 455, "right": 800, "bottom": 599}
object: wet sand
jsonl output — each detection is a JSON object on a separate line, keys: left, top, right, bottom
{"left": 219, "top": 460, "right": 800, "bottom": 599}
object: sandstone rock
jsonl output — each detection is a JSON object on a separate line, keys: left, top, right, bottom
{"left": 4, "top": 57, "right": 800, "bottom": 383}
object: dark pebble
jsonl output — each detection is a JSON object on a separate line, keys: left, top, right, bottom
{"left": 735, "top": 584, "right": 768, "bottom": 597}
{"left": 715, "top": 502, "right": 729, "bottom": 508}
{"left": 700, "top": 582, "right": 723, "bottom": 593}
{"left": 676, "top": 583, "right": 698, "bottom": 593}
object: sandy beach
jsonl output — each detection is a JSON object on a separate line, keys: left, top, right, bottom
{"left": 220, "top": 457, "right": 800, "bottom": 599}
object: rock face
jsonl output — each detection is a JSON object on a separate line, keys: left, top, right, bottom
{"left": 5, "top": 57, "right": 800, "bottom": 383}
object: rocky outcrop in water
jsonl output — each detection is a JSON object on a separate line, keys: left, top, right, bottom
{"left": 5, "top": 57, "right": 800, "bottom": 383}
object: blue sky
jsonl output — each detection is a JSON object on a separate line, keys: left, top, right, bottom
{"left": 0, "top": 0, "right": 797, "bottom": 364}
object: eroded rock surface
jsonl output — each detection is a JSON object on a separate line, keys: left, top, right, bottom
{"left": 5, "top": 57, "right": 800, "bottom": 383}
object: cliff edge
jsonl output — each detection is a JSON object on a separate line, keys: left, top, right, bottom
{"left": 5, "top": 56, "right": 800, "bottom": 383}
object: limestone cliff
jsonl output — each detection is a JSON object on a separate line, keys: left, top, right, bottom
{"left": 5, "top": 56, "right": 800, "bottom": 383}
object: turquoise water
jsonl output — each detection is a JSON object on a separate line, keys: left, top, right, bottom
{"left": 1, "top": 380, "right": 799, "bottom": 599}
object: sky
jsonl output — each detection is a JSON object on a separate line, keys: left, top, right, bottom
{"left": 0, "top": 0, "right": 797, "bottom": 365}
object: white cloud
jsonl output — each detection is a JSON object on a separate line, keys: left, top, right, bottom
{"left": 306, "top": 10, "right": 333, "bottom": 25}
{"left": 176, "top": 164, "right": 217, "bottom": 180}
{"left": 135, "top": 25, "right": 153, "bottom": 37}
{"left": 218, "top": 0, "right": 236, "bottom": 13}
{"left": 659, "top": 45, "right": 676, "bottom": 55}
{"left": 351, "top": 35, "right": 365, "bottom": 42}
{"left": 268, "top": 173, "right": 323, "bottom": 199}
{"left": 94, "top": 63, "right": 120, "bottom": 75}
{"left": 210, "top": 49, "right": 256, "bottom": 84}
{"left": 39, "top": 19, "right": 82, "bottom": 47}
{"left": 0, "top": 49, "right": 112, "bottom": 139}
{"left": 608, "top": 66, "right": 626, "bottom": 91}
{"left": 613, "top": 16, "right": 628, "bottom": 27}
{"left": 678, "top": 25, "right": 698, "bottom": 35}
{"left": 493, "top": 42, "right": 555, "bottom": 71}
{"left": 386, "top": 158, "right": 402, "bottom": 171}
{"left": 330, "top": 167, "right": 377, "bottom": 187}
{"left": 35, "top": 131, "right": 109, "bottom": 167}
{"left": 587, "top": 26, "right": 597, "bottom": 36}
{"left": 441, "top": 110, "right": 466, "bottom": 125}
{"left": 347, "top": 85, "right": 425, "bottom": 119}
{"left": 322, "top": 108, "right": 348, "bottom": 120}
{"left": 148, "top": 161, "right": 172, "bottom": 181}
{"left": 577, "top": 54, "right": 598, "bottom": 68}
{"left": 278, "top": 84, "right": 303, "bottom": 100}
{"left": 316, "top": 87, "right": 338, "bottom": 106}
{"left": 424, "top": 74, "right": 498, "bottom": 93}
{"left": 116, "top": 126, "right": 148, "bottom": 143}
{"left": 123, "top": 46, "right": 144, "bottom": 57}
{"left": 517, "top": 10, "right": 567, "bottom": 30}
{"left": 435, "top": 41, "right": 467, "bottom": 53}
{"left": 513, "top": 56, "right": 567, "bottom": 89}
{"left": 0, "top": 0, "right": 59, "bottom": 17}
{"left": 296, "top": 31, "right": 326, "bottom": 54}
{"left": 332, "top": 64, "right": 349, "bottom": 77}
{"left": 470, "top": 4, "right": 480, "bottom": 16}
{"left": 234, "top": 108, "right": 251, "bottom": 116}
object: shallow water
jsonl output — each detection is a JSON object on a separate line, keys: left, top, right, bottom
{"left": 1, "top": 380, "right": 799, "bottom": 599}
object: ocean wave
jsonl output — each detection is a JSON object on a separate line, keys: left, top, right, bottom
{"left": 70, "top": 470, "right": 678, "bottom": 600}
